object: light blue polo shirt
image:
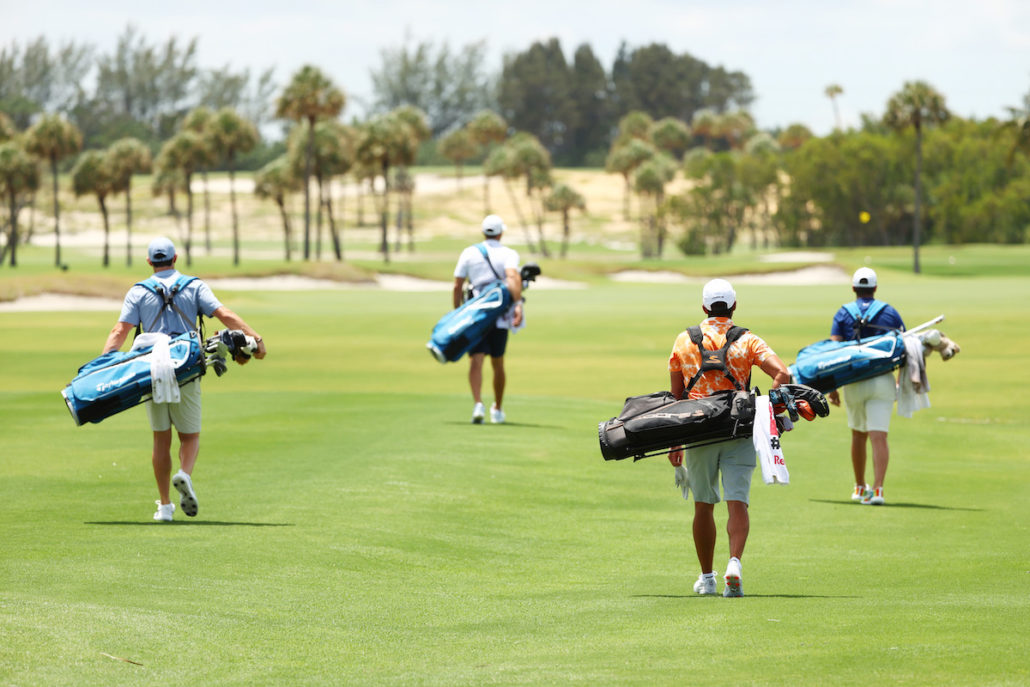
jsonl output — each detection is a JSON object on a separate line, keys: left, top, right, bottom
{"left": 118, "top": 269, "right": 222, "bottom": 336}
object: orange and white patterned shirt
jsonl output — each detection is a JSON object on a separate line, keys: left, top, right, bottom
{"left": 668, "top": 317, "right": 777, "bottom": 400}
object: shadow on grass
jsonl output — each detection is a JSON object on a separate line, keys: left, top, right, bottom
{"left": 85, "top": 521, "right": 294, "bottom": 527}
{"left": 808, "top": 498, "right": 982, "bottom": 511}
{"left": 633, "top": 593, "right": 861, "bottom": 600}
{"left": 442, "top": 421, "right": 565, "bottom": 429}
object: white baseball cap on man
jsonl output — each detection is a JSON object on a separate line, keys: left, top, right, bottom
{"left": 852, "top": 267, "right": 877, "bottom": 288}
{"left": 702, "top": 278, "right": 737, "bottom": 310}
{"left": 482, "top": 214, "right": 506, "bottom": 237}
{"left": 147, "top": 237, "right": 177, "bottom": 263}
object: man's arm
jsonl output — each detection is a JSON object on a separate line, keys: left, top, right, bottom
{"left": 452, "top": 277, "right": 465, "bottom": 309}
{"left": 504, "top": 267, "right": 524, "bottom": 327}
{"left": 212, "top": 306, "right": 266, "bottom": 362}
{"left": 759, "top": 354, "right": 791, "bottom": 389}
{"left": 102, "top": 322, "right": 135, "bottom": 354}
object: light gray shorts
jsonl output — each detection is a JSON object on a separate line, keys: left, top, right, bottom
{"left": 146, "top": 378, "right": 202, "bottom": 433}
{"left": 684, "top": 437, "right": 756, "bottom": 505}
{"left": 843, "top": 373, "right": 896, "bottom": 433}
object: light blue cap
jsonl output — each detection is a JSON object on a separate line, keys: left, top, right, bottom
{"left": 147, "top": 237, "right": 176, "bottom": 262}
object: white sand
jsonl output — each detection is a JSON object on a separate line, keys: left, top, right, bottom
{"left": 610, "top": 265, "right": 849, "bottom": 285}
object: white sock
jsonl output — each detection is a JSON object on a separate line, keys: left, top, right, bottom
{"left": 729, "top": 557, "right": 741, "bottom": 569}
{"left": 702, "top": 571, "right": 716, "bottom": 580}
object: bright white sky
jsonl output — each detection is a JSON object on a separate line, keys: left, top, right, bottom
{"left": 4, "top": 0, "right": 1029, "bottom": 135}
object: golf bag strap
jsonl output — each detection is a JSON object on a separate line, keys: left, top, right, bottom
{"left": 843, "top": 299, "right": 888, "bottom": 339}
{"left": 135, "top": 275, "right": 202, "bottom": 338}
{"left": 476, "top": 243, "right": 504, "bottom": 282}
{"left": 684, "top": 325, "right": 749, "bottom": 393}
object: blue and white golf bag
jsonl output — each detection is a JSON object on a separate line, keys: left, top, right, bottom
{"left": 426, "top": 280, "right": 513, "bottom": 363}
{"left": 61, "top": 331, "right": 206, "bottom": 426}
{"left": 789, "top": 331, "right": 906, "bottom": 393}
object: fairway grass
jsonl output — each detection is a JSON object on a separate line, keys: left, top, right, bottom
{"left": 1, "top": 273, "right": 1028, "bottom": 685}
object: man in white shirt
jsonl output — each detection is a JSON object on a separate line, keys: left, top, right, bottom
{"left": 451, "top": 215, "right": 523, "bottom": 423}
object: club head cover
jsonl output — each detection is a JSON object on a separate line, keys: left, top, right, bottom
{"left": 780, "top": 384, "right": 830, "bottom": 418}
{"left": 796, "top": 400, "right": 817, "bottom": 421}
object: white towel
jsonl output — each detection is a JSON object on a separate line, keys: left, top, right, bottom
{"left": 133, "top": 333, "right": 180, "bottom": 404}
{"left": 753, "top": 396, "right": 789, "bottom": 485}
{"left": 897, "top": 336, "right": 930, "bottom": 418}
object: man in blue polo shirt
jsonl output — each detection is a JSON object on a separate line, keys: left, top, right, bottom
{"left": 827, "top": 267, "right": 904, "bottom": 506}
{"left": 102, "top": 237, "right": 267, "bottom": 522}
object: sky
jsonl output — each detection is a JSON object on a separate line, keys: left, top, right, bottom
{"left": 4, "top": 0, "right": 1029, "bottom": 136}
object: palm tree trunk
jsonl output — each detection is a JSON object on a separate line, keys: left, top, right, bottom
{"left": 483, "top": 174, "right": 491, "bottom": 215}
{"left": 622, "top": 174, "right": 631, "bottom": 221}
{"left": 561, "top": 209, "right": 570, "bottom": 258}
{"left": 125, "top": 181, "right": 133, "bottom": 267}
{"left": 202, "top": 169, "right": 211, "bottom": 253}
{"left": 327, "top": 189, "right": 342, "bottom": 261}
{"left": 913, "top": 122, "right": 923, "bottom": 274}
{"left": 51, "top": 157, "right": 61, "bottom": 267}
{"left": 379, "top": 164, "right": 391, "bottom": 264}
{"left": 303, "top": 120, "right": 314, "bottom": 260}
{"left": 277, "top": 200, "right": 292, "bottom": 261}
{"left": 99, "top": 196, "right": 110, "bottom": 267}
{"left": 530, "top": 192, "right": 551, "bottom": 258}
{"left": 406, "top": 192, "right": 414, "bottom": 252}
{"left": 6, "top": 190, "right": 19, "bottom": 267}
{"left": 316, "top": 175, "right": 324, "bottom": 261}
{"left": 229, "top": 161, "right": 240, "bottom": 266}
{"left": 184, "top": 177, "right": 194, "bottom": 267}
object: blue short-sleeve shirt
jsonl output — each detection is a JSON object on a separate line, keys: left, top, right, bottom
{"left": 831, "top": 297, "right": 905, "bottom": 340}
{"left": 118, "top": 269, "right": 222, "bottom": 336}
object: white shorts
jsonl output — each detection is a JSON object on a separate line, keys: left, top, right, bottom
{"left": 843, "top": 373, "right": 896, "bottom": 433}
{"left": 146, "top": 378, "right": 202, "bottom": 433}
{"left": 684, "top": 437, "right": 756, "bottom": 505}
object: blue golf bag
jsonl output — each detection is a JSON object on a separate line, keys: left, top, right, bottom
{"left": 61, "top": 331, "right": 206, "bottom": 426}
{"left": 788, "top": 331, "right": 906, "bottom": 393}
{"left": 426, "top": 280, "right": 513, "bottom": 363}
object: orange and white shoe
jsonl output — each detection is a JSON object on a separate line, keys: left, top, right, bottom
{"left": 851, "top": 484, "right": 869, "bottom": 502}
{"left": 862, "top": 486, "right": 885, "bottom": 506}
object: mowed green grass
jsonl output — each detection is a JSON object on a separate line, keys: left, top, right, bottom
{"left": 1, "top": 269, "right": 1028, "bottom": 685}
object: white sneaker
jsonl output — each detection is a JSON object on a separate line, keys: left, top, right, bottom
{"left": 471, "top": 402, "right": 485, "bottom": 424}
{"left": 172, "top": 470, "right": 198, "bottom": 517}
{"left": 723, "top": 558, "right": 743, "bottom": 597}
{"left": 864, "top": 486, "right": 885, "bottom": 506}
{"left": 153, "top": 501, "right": 175, "bottom": 522}
{"left": 693, "top": 573, "right": 717, "bottom": 596}
{"left": 851, "top": 484, "right": 869, "bottom": 501}
{"left": 490, "top": 404, "right": 506, "bottom": 424}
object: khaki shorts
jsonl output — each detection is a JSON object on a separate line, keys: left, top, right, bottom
{"left": 146, "top": 378, "right": 202, "bottom": 433}
{"left": 843, "top": 373, "right": 896, "bottom": 432}
{"left": 684, "top": 437, "right": 756, "bottom": 505}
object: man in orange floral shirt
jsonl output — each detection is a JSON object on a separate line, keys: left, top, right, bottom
{"left": 667, "top": 279, "right": 790, "bottom": 597}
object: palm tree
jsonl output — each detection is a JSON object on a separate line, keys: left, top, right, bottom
{"left": 825, "top": 84, "right": 844, "bottom": 131}
{"left": 467, "top": 109, "right": 508, "bottom": 214}
{"left": 650, "top": 117, "right": 692, "bottom": 160}
{"left": 439, "top": 128, "right": 478, "bottom": 188}
{"left": 287, "top": 120, "right": 355, "bottom": 261}
{"left": 275, "top": 65, "right": 346, "bottom": 261}
{"left": 181, "top": 106, "right": 215, "bottom": 253}
{"left": 0, "top": 140, "right": 41, "bottom": 267}
{"left": 483, "top": 144, "right": 536, "bottom": 252}
{"left": 159, "top": 131, "right": 214, "bottom": 267}
{"left": 605, "top": 138, "right": 657, "bottom": 220}
{"left": 389, "top": 106, "right": 430, "bottom": 252}
{"left": 254, "top": 156, "right": 301, "bottom": 261}
{"left": 355, "top": 113, "right": 415, "bottom": 264}
{"left": 544, "top": 183, "right": 586, "bottom": 258}
{"left": 884, "top": 81, "right": 950, "bottom": 274}
{"left": 633, "top": 153, "right": 678, "bottom": 257}
{"left": 71, "top": 150, "right": 117, "bottom": 267}
{"left": 208, "top": 108, "right": 259, "bottom": 266}
{"left": 23, "top": 114, "right": 82, "bottom": 267}
{"left": 106, "top": 138, "right": 152, "bottom": 267}
{"left": 691, "top": 109, "right": 719, "bottom": 149}
{"left": 151, "top": 149, "right": 186, "bottom": 221}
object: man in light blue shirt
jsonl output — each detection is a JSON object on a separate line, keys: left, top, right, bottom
{"left": 102, "top": 237, "right": 267, "bottom": 522}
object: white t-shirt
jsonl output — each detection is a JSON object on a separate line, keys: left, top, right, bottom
{"left": 453, "top": 239, "right": 521, "bottom": 329}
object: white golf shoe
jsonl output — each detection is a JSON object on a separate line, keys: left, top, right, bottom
{"left": 863, "top": 486, "right": 885, "bottom": 506}
{"left": 471, "top": 402, "right": 486, "bottom": 424}
{"left": 172, "top": 470, "right": 198, "bottom": 517}
{"left": 693, "top": 573, "right": 717, "bottom": 596}
{"left": 153, "top": 501, "right": 175, "bottom": 522}
{"left": 723, "top": 558, "right": 743, "bottom": 597}
{"left": 490, "top": 404, "right": 506, "bottom": 424}
{"left": 851, "top": 484, "right": 869, "bottom": 502}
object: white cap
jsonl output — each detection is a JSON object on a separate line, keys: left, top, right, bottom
{"left": 702, "top": 278, "right": 736, "bottom": 310}
{"left": 482, "top": 214, "right": 505, "bottom": 237}
{"left": 852, "top": 267, "right": 877, "bottom": 288}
